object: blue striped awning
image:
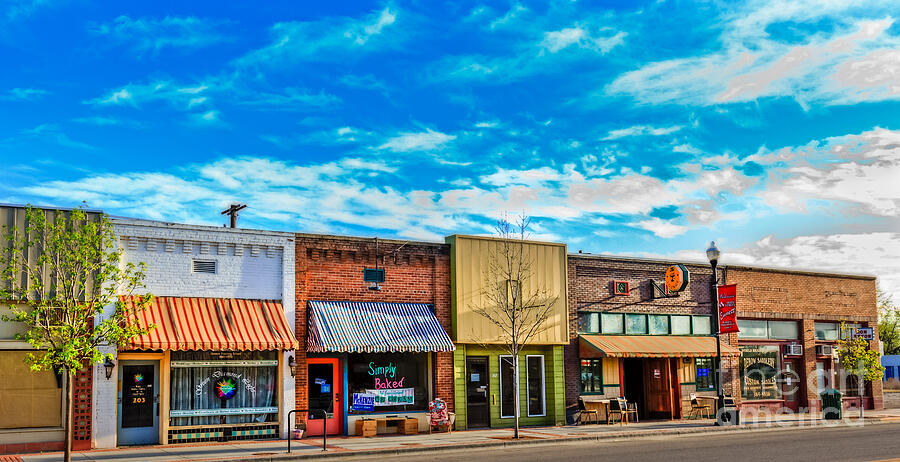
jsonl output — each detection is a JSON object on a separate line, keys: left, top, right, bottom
{"left": 307, "top": 301, "right": 455, "bottom": 353}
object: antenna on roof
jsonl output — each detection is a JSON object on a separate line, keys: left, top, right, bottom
{"left": 221, "top": 204, "right": 247, "bottom": 228}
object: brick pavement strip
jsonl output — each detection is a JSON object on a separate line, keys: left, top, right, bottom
{"left": 19, "top": 411, "right": 900, "bottom": 462}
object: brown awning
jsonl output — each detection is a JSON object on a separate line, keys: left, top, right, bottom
{"left": 122, "top": 296, "right": 298, "bottom": 351}
{"left": 580, "top": 335, "right": 740, "bottom": 358}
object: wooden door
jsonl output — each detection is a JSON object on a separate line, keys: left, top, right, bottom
{"left": 781, "top": 358, "right": 803, "bottom": 411}
{"left": 644, "top": 358, "right": 671, "bottom": 418}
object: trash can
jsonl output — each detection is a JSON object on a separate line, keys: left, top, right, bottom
{"left": 821, "top": 388, "right": 843, "bottom": 420}
{"left": 715, "top": 395, "right": 740, "bottom": 426}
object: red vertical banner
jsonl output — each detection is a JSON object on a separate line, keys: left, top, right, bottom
{"left": 717, "top": 284, "right": 739, "bottom": 333}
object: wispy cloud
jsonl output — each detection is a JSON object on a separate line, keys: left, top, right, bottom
{"left": 607, "top": 6, "right": 900, "bottom": 107}
{"left": 236, "top": 6, "right": 402, "bottom": 67}
{"left": 0, "top": 87, "right": 50, "bottom": 101}
{"left": 24, "top": 124, "right": 94, "bottom": 150}
{"left": 376, "top": 128, "right": 456, "bottom": 152}
{"left": 603, "top": 124, "right": 683, "bottom": 140}
{"left": 539, "top": 26, "right": 625, "bottom": 54}
{"left": 91, "top": 15, "right": 231, "bottom": 55}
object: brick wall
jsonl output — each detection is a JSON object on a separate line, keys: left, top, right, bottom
{"left": 293, "top": 235, "right": 453, "bottom": 424}
{"left": 725, "top": 266, "right": 881, "bottom": 410}
{"left": 566, "top": 255, "right": 729, "bottom": 406}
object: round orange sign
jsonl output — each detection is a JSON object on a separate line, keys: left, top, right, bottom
{"left": 665, "top": 264, "right": 690, "bottom": 293}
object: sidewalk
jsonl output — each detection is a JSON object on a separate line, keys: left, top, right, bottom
{"left": 14, "top": 408, "right": 900, "bottom": 462}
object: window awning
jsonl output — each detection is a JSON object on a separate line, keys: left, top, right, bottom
{"left": 122, "top": 296, "right": 298, "bottom": 351}
{"left": 580, "top": 334, "right": 740, "bottom": 358}
{"left": 307, "top": 301, "right": 455, "bottom": 353}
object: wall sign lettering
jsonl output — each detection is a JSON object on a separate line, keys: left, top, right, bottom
{"left": 368, "top": 361, "right": 406, "bottom": 389}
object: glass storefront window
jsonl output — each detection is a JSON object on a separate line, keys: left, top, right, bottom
{"left": 580, "top": 359, "right": 603, "bottom": 393}
{"left": 526, "top": 356, "right": 545, "bottom": 417}
{"left": 649, "top": 315, "right": 670, "bottom": 335}
{"left": 671, "top": 316, "right": 691, "bottom": 335}
{"left": 740, "top": 345, "right": 781, "bottom": 400}
{"left": 691, "top": 316, "right": 711, "bottom": 335}
{"left": 578, "top": 312, "right": 599, "bottom": 333}
{"left": 601, "top": 313, "right": 624, "bottom": 334}
{"left": 499, "top": 356, "right": 516, "bottom": 418}
{"left": 815, "top": 322, "right": 839, "bottom": 341}
{"left": 695, "top": 358, "right": 715, "bottom": 391}
{"left": 169, "top": 351, "right": 278, "bottom": 427}
{"left": 625, "top": 314, "right": 648, "bottom": 335}
{"left": 347, "top": 353, "right": 428, "bottom": 413}
{"left": 768, "top": 321, "right": 799, "bottom": 340}
{"left": 738, "top": 320, "right": 768, "bottom": 339}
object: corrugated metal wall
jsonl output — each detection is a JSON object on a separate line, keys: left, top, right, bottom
{"left": 448, "top": 235, "right": 569, "bottom": 345}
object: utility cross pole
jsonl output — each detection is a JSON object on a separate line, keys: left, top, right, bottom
{"left": 221, "top": 204, "right": 247, "bottom": 228}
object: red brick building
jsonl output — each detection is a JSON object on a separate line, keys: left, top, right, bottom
{"left": 567, "top": 254, "right": 881, "bottom": 421}
{"left": 293, "top": 235, "right": 455, "bottom": 436}
{"left": 726, "top": 266, "right": 882, "bottom": 413}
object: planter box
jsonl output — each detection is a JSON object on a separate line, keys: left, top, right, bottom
{"left": 398, "top": 418, "right": 418, "bottom": 435}
{"left": 356, "top": 419, "right": 377, "bottom": 438}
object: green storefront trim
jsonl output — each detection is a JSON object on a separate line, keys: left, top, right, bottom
{"left": 453, "top": 344, "right": 566, "bottom": 429}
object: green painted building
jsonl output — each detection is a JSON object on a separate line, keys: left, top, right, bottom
{"left": 446, "top": 235, "right": 569, "bottom": 429}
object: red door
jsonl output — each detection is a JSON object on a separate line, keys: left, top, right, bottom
{"left": 644, "top": 358, "right": 672, "bottom": 418}
{"left": 307, "top": 358, "right": 342, "bottom": 436}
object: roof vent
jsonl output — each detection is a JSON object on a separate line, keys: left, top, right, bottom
{"left": 192, "top": 260, "right": 217, "bottom": 274}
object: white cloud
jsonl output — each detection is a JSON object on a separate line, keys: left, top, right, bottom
{"left": 607, "top": 11, "right": 900, "bottom": 106}
{"left": 23, "top": 124, "right": 94, "bottom": 150}
{"left": 603, "top": 124, "right": 683, "bottom": 140}
{"left": 91, "top": 15, "right": 230, "bottom": 55}
{"left": 540, "top": 26, "right": 625, "bottom": 54}
{"left": 237, "top": 7, "right": 402, "bottom": 66}
{"left": 636, "top": 218, "right": 689, "bottom": 238}
{"left": 758, "top": 127, "right": 900, "bottom": 216}
{"left": 376, "top": 129, "right": 456, "bottom": 152}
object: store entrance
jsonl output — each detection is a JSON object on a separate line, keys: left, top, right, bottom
{"left": 117, "top": 360, "right": 160, "bottom": 446}
{"left": 623, "top": 359, "right": 644, "bottom": 419}
{"left": 307, "top": 358, "right": 342, "bottom": 436}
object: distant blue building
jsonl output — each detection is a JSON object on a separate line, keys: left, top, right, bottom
{"left": 883, "top": 355, "right": 900, "bottom": 380}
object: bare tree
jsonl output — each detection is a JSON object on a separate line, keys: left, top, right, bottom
{"left": 469, "top": 214, "right": 558, "bottom": 438}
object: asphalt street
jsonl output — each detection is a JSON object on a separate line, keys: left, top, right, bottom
{"left": 343, "top": 422, "right": 900, "bottom": 462}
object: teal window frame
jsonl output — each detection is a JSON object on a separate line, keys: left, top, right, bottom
{"left": 588, "top": 312, "right": 715, "bottom": 336}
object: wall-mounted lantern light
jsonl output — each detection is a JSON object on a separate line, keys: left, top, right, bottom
{"left": 104, "top": 356, "right": 115, "bottom": 380}
{"left": 288, "top": 355, "right": 297, "bottom": 377}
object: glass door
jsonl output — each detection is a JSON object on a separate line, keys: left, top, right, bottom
{"left": 117, "top": 360, "right": 160, "bottom": 446}
{"left": 306, "top": 357, "right": 341, "bottom": 436}
{"left": 466, "top": 357, "right": 489, "bottom": 428}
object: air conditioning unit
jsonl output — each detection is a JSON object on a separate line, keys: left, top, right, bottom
{"left": 784, "top": 343, "right": 803, "bottom": 356}
{"left": 816, "top": 344, "right": 834, "bottom": 356}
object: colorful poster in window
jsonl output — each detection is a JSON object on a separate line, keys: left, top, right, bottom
{"left": 352, "top": 393, "right": 376, "bottom": 412}
{"left": 365, "top": 387, "right": 414, "bottom": 406}
{"left": 717, "top": 284, "right": 739, "bottom": 333}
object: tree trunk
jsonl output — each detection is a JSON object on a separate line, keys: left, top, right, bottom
{"left": 513, "top": 351, "right": 520, "bottom": 439}
{"left": 64, "top": 367, "right": 73, "bottom": 462}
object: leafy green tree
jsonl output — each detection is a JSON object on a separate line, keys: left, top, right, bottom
{"left": 0, "top": 206, "right": 153, "bottom": 462}
{"left": 877, "top": 288, "right": 900, "bottom": 356}
{"left": 837, "top": 322, "right": 885, "bottom": 395}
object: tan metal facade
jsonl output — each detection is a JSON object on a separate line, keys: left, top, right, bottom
{"left": 446, "top": 234, "right": 569, "bottom": 345}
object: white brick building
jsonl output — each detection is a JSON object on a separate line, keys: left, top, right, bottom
{"left": 93, "top": 218, "right": 296, "bottom": 448}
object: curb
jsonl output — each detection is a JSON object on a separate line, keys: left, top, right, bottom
{"left": 233, "top": 419, "right": 900, "bottom": 462}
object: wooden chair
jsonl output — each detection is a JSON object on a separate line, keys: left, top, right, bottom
{"left": 607, "top": 397, "right": 626, "bottom": 425}
{"left": 625, "top": 400, "right": 639, "bottom": 423}
{"left": 689, "top": 393, "right": 712, "bottom": 419}
{"left": 578, "top": 397, "right": 599, "bottom": 425}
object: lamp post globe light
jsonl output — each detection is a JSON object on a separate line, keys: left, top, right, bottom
{"left": 706, "top": 241, "right": 724, "bottom": 422}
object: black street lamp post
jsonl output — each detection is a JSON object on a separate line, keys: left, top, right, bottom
{"left": 706, "top": 241, "right": 724, "bottom": 419}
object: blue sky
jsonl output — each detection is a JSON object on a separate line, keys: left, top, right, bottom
{"left": 2, "top": 1, "right": 899, "bottom": 299}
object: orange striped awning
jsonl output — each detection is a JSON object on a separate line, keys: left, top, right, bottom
{"left": 122, "top": 296, "right": 298, "bottom": 351}
{"left": 580, "top": 335, "right": 740, "bottom": 358}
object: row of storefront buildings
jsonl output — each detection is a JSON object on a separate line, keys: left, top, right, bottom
{"left": 0, "top": 205, "right": 883, "bottom": 453}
